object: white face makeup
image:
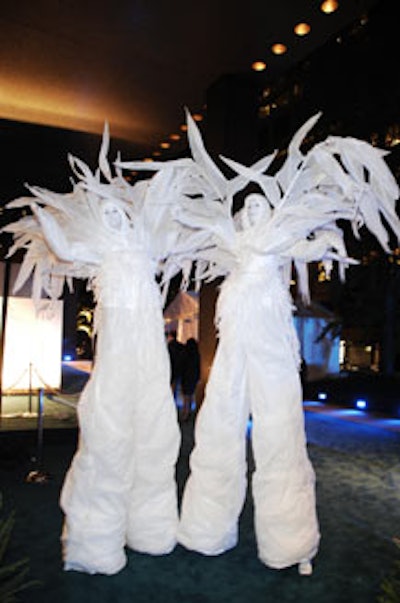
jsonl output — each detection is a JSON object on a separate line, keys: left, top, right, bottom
{"left": 243, "top": 194, "right": 271, "bottom": 228}
{"left": 101, "top": 201, "right": 126, "bottom": 232}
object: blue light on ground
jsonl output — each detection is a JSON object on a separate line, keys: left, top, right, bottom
{"left": 63, "top": 354, "right": 73, "bottom": 361}
{"left": 331, "top": 409, "right": 367, "bottom": 417}
{"left": 378, "top": 418, "right": 400, "bottom": 430}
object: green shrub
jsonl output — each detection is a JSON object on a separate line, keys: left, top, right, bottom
{"left": 378, "top": 537, "right": 400, "bottom": 603}
{"left": 0, "top": 493, "right": 40, "bottom": 602}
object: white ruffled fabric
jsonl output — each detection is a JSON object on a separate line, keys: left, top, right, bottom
{"left": 177, "top": 253, "right": 320, "bottom": 569}
{"left": 60, "top": 251, "right": 181, "bottom": 574}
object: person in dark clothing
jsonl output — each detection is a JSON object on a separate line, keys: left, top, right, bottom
{"left": 181, "top": 338, "right": 201, "bottom": 421}
{"left": 300, "top": 357, "right": 308, "bottom": 393}
{"left": 167, "top": 330, "right": 185, "bottom": 401}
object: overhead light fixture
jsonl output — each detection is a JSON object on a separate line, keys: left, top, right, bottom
{"left": 192, "top": 114, "right": 203, "bottom": 122}
{"left": 320, "top": 0, "right": 339, "bottom": 14}
{"left": 152, "top": 151, "right": 161, "bottom": 157}
{"left": 294, "top": 22, "right": 311, "bottom": 36}
{"left": 271, "top": 43, "right": 287, "bottom": 55}
{"left": 252, "top": 61, "right": 267, "bottom": 72}
{"left": 169, "top": 133, "right": 181, "bottom": 141}
{"left": 160, "top": 142, "right": 170, "bottom": 149}
{"left": 180, "top": 124, "right": 188, "bottom": 132}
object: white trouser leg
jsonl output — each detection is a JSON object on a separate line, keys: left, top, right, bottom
{"left": 177, "top": 338, "right": 249, "bottom": 555}
{"left": 60, "top": 305, "right": 181, "bottom": 573}
{"left": 249, "top": 347, "right": 320, "bottom": 569}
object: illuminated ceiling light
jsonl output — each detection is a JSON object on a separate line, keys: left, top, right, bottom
{"left": 170, "top": 133, "right": 181, "bottom": 141}
{"left": 294, "top": 22, "right": 311, "bottom": 36}
{"left": 192, "top": 113, "right": 203, "bottom": 122}
{"left": 160, "top": 142, "right": 170, "bottom": 149}
{"left": 143, "top": 157, "right": 153, "bottom": 162}
{"left": 180, "top": 124, "right": 188, "bottom": 132}
{"left": 320, "top": 0, "right": 339, "bottom": 14}
{"left": 252, "top": 60, "right": 267, "bottom": 72}
{"left": 271, "top": 43, "right": 287, "bottom": 55}
{"left": 152, "top": 151, "right": 161, "bottom": 157}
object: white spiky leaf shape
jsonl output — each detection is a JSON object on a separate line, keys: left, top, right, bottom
{"left": 2, "top": 125, "right": 197, "bottom": 304}
{"left": 4, "top": 110, "right": 400, "bottom": 307}
{"left": 171, "top": 111, "right": 400, "bottom": 302}
{"left": 115, "top": 109, "right": 258, "bottom": 287}
{"left": 275, "top": 112, "right": 323, "bottom": 194}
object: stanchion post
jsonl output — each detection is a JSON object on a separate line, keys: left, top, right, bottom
{"left": 0, "top": 259, "right": 11, "bottom": 428}
{"left": 36, "top": 387, "right": 44, "bottom": 467}
{"left": 25, "top": 387, "right": 50, "bottom": 484}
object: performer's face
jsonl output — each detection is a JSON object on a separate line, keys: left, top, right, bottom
{"left": 244, "top": 194, "right": 269, "bottom": 227}
{"left": 102, "top": 202, "right": 125, "bottom": 231}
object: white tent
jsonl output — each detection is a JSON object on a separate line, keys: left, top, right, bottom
{"left": 164, "top": 291, "right": 199, "bottom": 343}
{"left": 294, "top": 301, "right": 340, "bottom": 381}
{"left": 0, "top": 261, "right": 63, "bottom": 392}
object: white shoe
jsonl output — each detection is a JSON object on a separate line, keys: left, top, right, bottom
{"left": 298, "top": 560, "right": 313, "bottom": 576}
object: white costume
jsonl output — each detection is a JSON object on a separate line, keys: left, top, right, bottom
{"left": 4, "top": 134, "right": 183, "bottom": 575}
{"left": 177, "top": 197, "right": 320, "bottom": 570}
{"left": 168, "top": 113, "right": 400, "bottom": 573}
{"left": 4, "top": 112, "right": 400, "bottom": 577}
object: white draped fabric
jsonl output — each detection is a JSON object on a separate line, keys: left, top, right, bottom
{"left": 177, "top": 251, "right": 320, "bottom": 568}
{"left": 60, "top": 251, "right": 180, "bottom": 574}
{"left": 2, "top": 137, "right": 185, "bottom": 575}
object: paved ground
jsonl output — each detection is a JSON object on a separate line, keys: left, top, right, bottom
{"left": 1, "top": 383, "right": 399, "bottom": 603}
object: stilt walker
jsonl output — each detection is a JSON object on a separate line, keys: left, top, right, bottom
{"left": 170, "top": 113, "right": 400, "bottom": 574}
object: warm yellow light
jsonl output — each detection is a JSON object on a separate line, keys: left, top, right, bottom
{"left": 152, "top": 151, "right": 161, "bottom": 157}
{"left": 192, "top": 114, "right": 203, "bottom": 122}
{"left": 258, "top": 105, "right": 271, "bottom": 118}
{"left": 180, "top": 124, "right": 188, "bottom": 132}
{"left": 143, "top": 157, "right": 154, "bottom": 162}
{"left": 294, "top": 22, "right": 311, "bottom": 36}
{"left": 160, "top": 142, "right": 170, "bottom": 149}
{"left": 271, "top": 43, "right": 287, "bottom": 55}
{"left": 170, "top": 133, "right": 181, "bottom": 141}
{"left": 0, "top": 76, "right": 151, "bottom": 143}
{"left": 320, "top": 0, "right": 339, "bottom": 14}
{"left": 252, "top": 61, "right": 267, "bottom": 72}
{"left": 1, "top": 296, "right": 63, "bottom": 392}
